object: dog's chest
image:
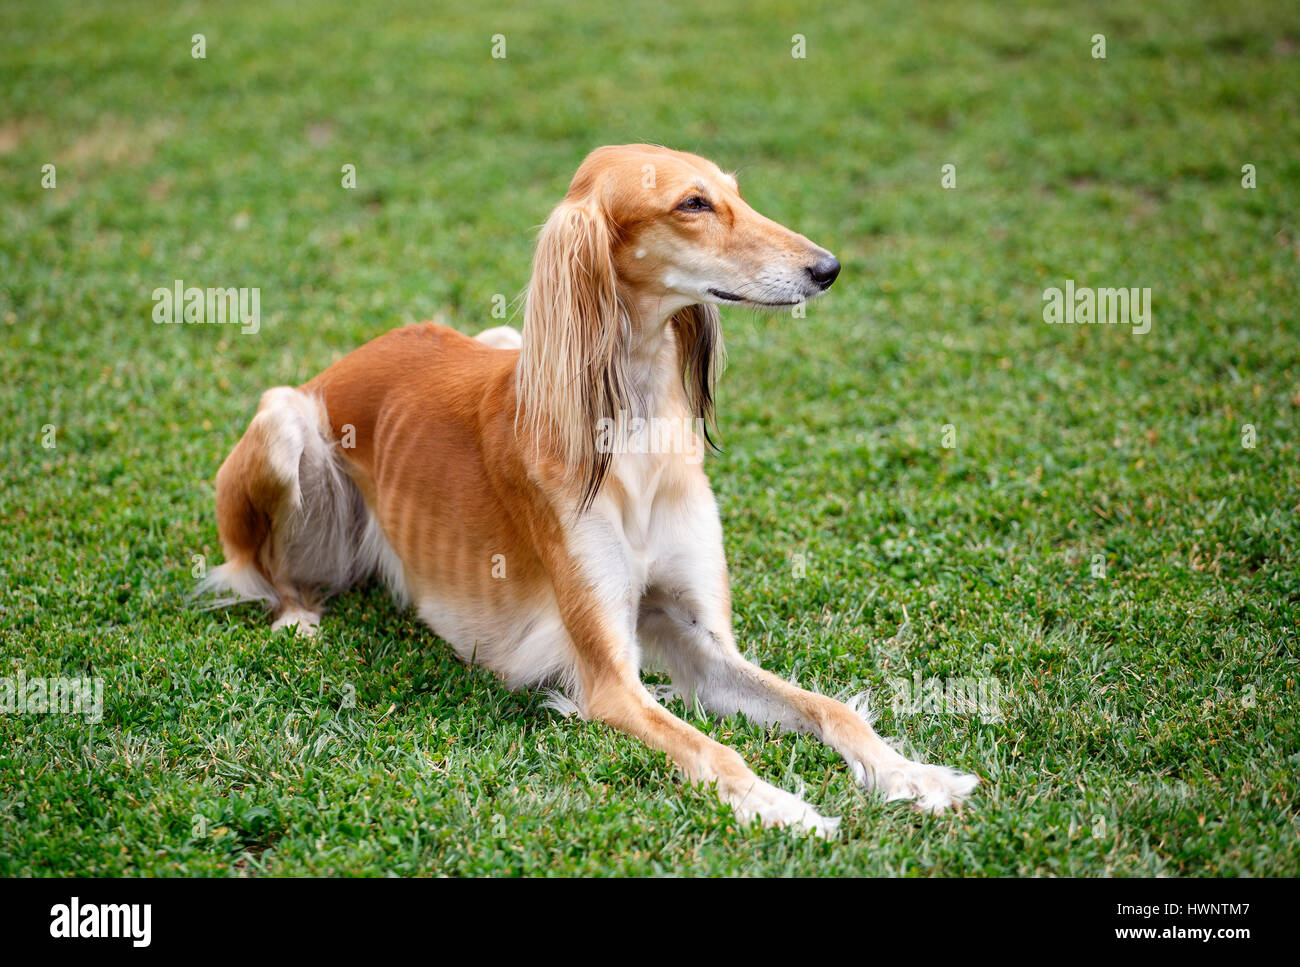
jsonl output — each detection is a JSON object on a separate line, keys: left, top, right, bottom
{"left": 606, "top": 447, "right": 703, "bottom": 567}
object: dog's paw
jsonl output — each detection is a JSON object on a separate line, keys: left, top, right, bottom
{"left": 729, "top": 778, "right": 841, "bottom": 838}
{"left": 852, "top": 758, "right": 978, "bottom": 813}
{"left": 271, "top": 608, "right": 321, "bottom": 637}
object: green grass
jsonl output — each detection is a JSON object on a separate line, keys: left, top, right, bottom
{"left": 2, "top": 0, "right": 1298, "bottom": 876}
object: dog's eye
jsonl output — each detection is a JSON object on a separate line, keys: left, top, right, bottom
{"left": 676, "top": 196, "right": 713, "bottom": 212}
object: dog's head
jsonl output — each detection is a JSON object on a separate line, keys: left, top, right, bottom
{"left": 562, "top": 144, "right": 840, "bottom": 315}
{"left": 520, "top": 145, "right": 839, "bottom": 508}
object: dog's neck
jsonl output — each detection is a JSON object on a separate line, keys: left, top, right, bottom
{"left": 622, "top": 295, "right": 695, "bottom": 422}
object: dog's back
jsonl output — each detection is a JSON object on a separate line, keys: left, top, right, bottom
{"left": 201, "top": 322, "right": 530, "bottom": 635}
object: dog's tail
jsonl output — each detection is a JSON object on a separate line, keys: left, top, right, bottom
{"left": 195, "top": 386, "right": 379, "bottom": 623}
{"left": 194, "top": 559, "right": 280, "bottom": 611}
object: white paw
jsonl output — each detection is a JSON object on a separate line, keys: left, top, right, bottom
{"left": 729, "top": 778, "right": 841, "bottom": 838}
{"left": 853, "top": 758, "right": 979, "bottom": 813}
{"left": 271, "top": 609, "right": 321, "bottom": 636}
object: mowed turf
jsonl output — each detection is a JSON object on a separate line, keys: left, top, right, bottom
{"left": 1, "top": 0, "right": 1297, "bottom": 876}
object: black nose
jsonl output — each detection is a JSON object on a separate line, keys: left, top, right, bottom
{"left": 807, "top": 254, "right": 841, "bottom": 289}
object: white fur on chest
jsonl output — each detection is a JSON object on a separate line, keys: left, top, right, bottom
{"left": 416, "top": 443, "right": 720, "bottom": 699}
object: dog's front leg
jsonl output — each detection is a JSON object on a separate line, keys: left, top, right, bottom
{"left": 545, "top": 518, "right": 839, "bottom": 837}
{"left": 640, "top": 498, "right": 978, "bottom": 813}
{"left": 581, "top": 663, "right": 839, "bottom": 836}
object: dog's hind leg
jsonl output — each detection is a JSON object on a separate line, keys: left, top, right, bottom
{"left": 200, "top": 386, "right": 374, "bottom": 635}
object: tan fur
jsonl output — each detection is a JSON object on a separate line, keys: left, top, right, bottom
{"left": 204, "top": 145, "right": 976, "bottom": 833}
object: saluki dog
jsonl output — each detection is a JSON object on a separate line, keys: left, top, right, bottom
{"left": 200, "top": 144, "right": 977, "bottom": 834}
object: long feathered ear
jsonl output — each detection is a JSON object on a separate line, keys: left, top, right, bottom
{"left": 671, "top": 303, "right": 724, "bottom": 452}
{"left": 517, "top": 199, "right": 634, "bottom": 511}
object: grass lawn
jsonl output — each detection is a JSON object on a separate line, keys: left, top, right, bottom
{"left": 1, "top": 0, "right": 1297, "bottom": 876}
